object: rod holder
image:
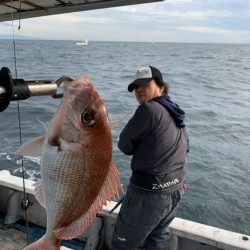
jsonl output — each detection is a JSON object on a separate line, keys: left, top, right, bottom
{"left": 0, "top": 67, "right": 65, "bottom": 112}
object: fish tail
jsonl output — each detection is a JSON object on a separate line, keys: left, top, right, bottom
{"left": 23, "top": 235, "right": 60, "bottom": 250}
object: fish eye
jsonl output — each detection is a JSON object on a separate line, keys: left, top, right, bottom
{"left": 81, "top": 110, "right": 95, "bottom": 126}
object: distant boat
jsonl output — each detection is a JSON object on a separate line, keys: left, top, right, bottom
{"left": 76, "top": 39, "right": 88, "bottom": 46}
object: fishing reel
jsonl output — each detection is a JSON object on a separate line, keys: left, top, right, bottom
{"left": 0, "top": 67, "right": 65, "bottom": 112}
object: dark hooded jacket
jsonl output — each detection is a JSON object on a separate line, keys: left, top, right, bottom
{"left": 118, "top": 95, "right": 189, "bottom": 185}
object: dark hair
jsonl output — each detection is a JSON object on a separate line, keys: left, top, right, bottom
{"left": 155, "top": 78, "right": 169, "bottom": 95}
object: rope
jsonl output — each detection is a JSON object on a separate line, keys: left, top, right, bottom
{"left": 10, "top": 0, "right": 30, "bottom": 245}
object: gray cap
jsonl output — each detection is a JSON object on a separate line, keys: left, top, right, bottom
{"left": 128, "top": 66, "right": 164, "bottom": 92}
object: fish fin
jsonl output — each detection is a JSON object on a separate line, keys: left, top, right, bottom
{"left": 110, "top": 115, "right": 128, "bottom": 128}
{"left": 16, "top": 136, "right": 45, "bottom": 157}
{"left": 33, "top": 180, "right": 46, "bottom": 208}
{"left": 22, "top": 235, "right": 60, "bottom": 250}
{"left": 54, "top": 161, "right": 123, "bottom": 240}
{"left": 38, "top": 119, "right": 49, "bottom": 132}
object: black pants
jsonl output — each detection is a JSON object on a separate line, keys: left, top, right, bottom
{"left": 110, "top": 185, "right": 182, "bottom": 250}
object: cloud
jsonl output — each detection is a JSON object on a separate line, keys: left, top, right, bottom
{"left": 157, "top": 10, "right": 233, "bottom": 19}
{"left": 46, "top": 13, "right": 111, "bottom": 24}
{"left": 50, "top": 14, "right": 85, "bottom": 23}
{"left": 118, "top": 0, "right": 248, "bottom": 20}
{"left": 1, "top": 0, "right": 249, "bottom": 43}
{"left": 119, "top": 6, "right": 234, "bottom": 20}
{"left": 176, "top": 25, "right": 246, "bottom": 36}
{"left": 0, "top": 22, "right": 13, "bottom": 27}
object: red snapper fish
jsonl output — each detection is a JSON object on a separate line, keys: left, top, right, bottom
{"left": 17, "top": 75, "right": 123, "bottom": 250}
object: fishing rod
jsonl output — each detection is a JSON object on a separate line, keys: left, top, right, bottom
{"left": 0, "top": 67, "right": 66, "bottom": 112}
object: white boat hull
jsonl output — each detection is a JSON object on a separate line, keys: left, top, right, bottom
{"left": 76, "top": 40, "right": 88, "bottom": 46}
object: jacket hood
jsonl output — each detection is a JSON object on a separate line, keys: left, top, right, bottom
{"left": 153, "top": 95, "right": 185, "bottom": 128}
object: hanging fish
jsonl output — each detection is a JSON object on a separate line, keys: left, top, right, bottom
{"left": 17, "top": 75, "right": 123, "bottom": 250}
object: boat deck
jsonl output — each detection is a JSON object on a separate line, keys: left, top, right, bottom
{"left": 0, "top": 217, "right": 86, "bottom": 250}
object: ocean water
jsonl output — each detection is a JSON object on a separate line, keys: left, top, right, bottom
{"left": 0, "top": 40, "right": 250, "bottom": 235}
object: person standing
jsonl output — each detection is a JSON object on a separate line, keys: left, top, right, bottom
{"left": 111, "top": 66, "right": 190, "bottom": 250}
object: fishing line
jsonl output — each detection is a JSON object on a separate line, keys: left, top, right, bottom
{"left": 10, "top": 0, "right": 30, "bottom": 245}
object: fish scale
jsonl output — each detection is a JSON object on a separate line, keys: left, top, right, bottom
{"left": 42, "top": 139, "right": 109, "bottom": 232}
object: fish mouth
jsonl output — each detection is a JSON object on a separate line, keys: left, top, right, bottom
{"left": 48, "top": 136, "right": 80, "bottom": 153}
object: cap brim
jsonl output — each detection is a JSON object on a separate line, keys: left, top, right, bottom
{"left": 128, "top": 78, "right": 152, "bottom": 92}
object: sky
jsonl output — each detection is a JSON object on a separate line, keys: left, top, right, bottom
{"left": 0, "top": 0, "right": 250, "bottom": 43}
